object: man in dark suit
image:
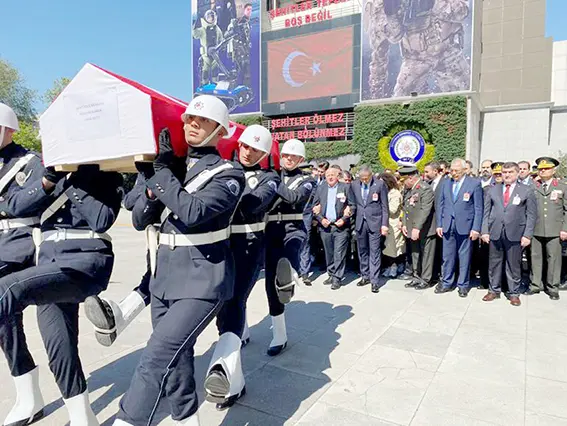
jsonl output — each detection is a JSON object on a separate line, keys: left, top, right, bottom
{"left": 400, "top": 165, "right": 436, "bottom": 288}
{"left": 424, "top": 161, "right": 446, "bottom": 287}
{"left": 313, "top": 165, "right": 356, "bottom": 290}
{"left": 348, "top": 165, "right": 389, "bottom": 293}
{"left": 481, "top": 162, "right": 537, "bottom": 306}
{"left": 435, "top": 158, "right": 483, "bottom": 297}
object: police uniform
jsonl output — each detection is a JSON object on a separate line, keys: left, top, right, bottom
{"left": 400, "top": 171, "right": 436, "bottom": 286}
{"left": 264, "top": 167, "right": 315, "bottom": 355}
{"left": 205, "top": 164, "right": 279, "bottom": 410}
{"left": 115, "top": 147, "right": 245, "bottom": 425}
{"left": 0, "top": 165, "right": 122, "bottom": 425}
{"left": 529, "top": 157, "right": 567, "bottom": 299}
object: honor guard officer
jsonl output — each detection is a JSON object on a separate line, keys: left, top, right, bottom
{"left": 0, "top": 104, "right": 43, "bottom": 277}
{"left": 526, "top": 157, "right": 567, "bottom": 300}
{"left": 264, "top": 139, "right": 315, "bottom": 356}
{"left": 205, "top": 125, "right": 279, "bottom": 410}
{"left": 113, "top": 95, "right": 245, "bottom": 426}
{"left": 399, "top": 165, "right": 436, "bottom": 289}
{"left": 83, "top": 175, "right": 152, "bottom": 346}
{"left": 0, "top": 147, "right": 123, "bottom": 424}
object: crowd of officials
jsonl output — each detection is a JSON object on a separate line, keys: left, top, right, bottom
{"left": 300, "top": 157, "right": 567, "bottom": 306}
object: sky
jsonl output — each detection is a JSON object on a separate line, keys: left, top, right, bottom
{"left": 2, "top": 0, "right": 567, "bottom": 113}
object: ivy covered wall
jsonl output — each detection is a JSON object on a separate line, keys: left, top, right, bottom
{"left": 230, "top": 95, "right": 467, "bottom": 168}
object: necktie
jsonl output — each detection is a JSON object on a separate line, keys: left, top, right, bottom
{"left": 543, "top": 182, "right": 549, "bottom": 193}
{"left": 503, "top": 184, "right": 511, "bottom": 206}
{"left": 362, "top": 184, "right": 369, "bottom": 202}
{"left": 452, "top": 181, "right": 459, "bottom": 201}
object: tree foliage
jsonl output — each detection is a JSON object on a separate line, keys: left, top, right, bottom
{"left": 12, "top": 122, "right": 41, "bottom": 152}
{"left": 0, "top": 59, "right": 37, "bottom": 123}
{"left": 43, "top": 77, "right": 71, "bottom": 105}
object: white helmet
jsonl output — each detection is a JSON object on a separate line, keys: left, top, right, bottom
{"left": 181, "top": 95, "right": 230, "bottom": 133}
{"left": 239, "top": 125, "right": 272, "bottom": 154}
{"left": 0, "top": 103, "right": 19, "bottom": 131}
{"left": 281, "top": 138, "right": 306, "bottom": 159}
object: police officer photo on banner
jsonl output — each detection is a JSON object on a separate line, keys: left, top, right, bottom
{"left": 361, "top": 0, "right": 474, "bottom": 100}
{"left": 192, "top": 0, "right": 261, "bottom": 114}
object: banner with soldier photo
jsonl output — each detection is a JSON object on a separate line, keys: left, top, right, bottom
{"left": 361, "top": 0, "right": 474, "bottom": 101}
{"left": 191, "top": 0, "right": 261, "bottom": 114}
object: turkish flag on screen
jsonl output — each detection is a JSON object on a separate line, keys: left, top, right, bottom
{"left": 267, "top": 26, "right": 353, "bottom": 103}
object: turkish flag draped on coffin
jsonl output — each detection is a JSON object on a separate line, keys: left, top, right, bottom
{"left": 267, "top": 26, "right": 353, "bottom": 104}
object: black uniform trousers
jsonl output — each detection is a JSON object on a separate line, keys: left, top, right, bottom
{"left": 320, "top": 226, "right": 349, "bottom": 283}
{"left": 118, "top": 296, "right": 222, "bottom": 424}
{"left": 0, "top": 259, "right": 106, "bottom": 399}
{"left": 409, "top": 235, "right": 436, "bottom": 284}
{"left": 479, "top": 241, "right": 490, "bottom": 288}
{"left": 217, "top": 233, "right": 264, "bottom": 337}
{"left": 531, "top": 236, "right": 562, "bottom": 295}
{"left": 356, "top": 220, "right": 382, "bottom": 285}
{"left": 488, "top": 233, "right": 522, "bottom": 296}
{"left": 265, "top": 222, "right": 305, "bottom": 317}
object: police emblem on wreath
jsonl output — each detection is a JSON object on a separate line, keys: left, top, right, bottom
{"left": 248, "top": 176, "right": 259, "bottom": 189}
{"left": 15, "top": 171, "right": 30, "bottom": 187}
{"left": 389, "top": 130, "right": 425, "bottom": 164}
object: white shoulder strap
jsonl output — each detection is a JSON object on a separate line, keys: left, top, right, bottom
{"left": 0, "top": 153, "right": 35, "bottom": 194}
{"left": 184, "top": 163, "right": 234, "bottom": 194}
{"left": 40, "top": 173, "right": 73, "bottom": 225}
{"left": 162, "top": 162, "right": 235, "bottom": 220}
{"left": 288, "top": 175, "right": 307, "bottom": 191}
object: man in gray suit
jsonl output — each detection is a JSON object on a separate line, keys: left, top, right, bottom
{"left": 481, "top": 162, "right": 537, "bottom": 306}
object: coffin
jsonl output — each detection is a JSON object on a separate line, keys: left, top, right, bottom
{"left": 39, "top": 63, "right": 279, "bottom": 172}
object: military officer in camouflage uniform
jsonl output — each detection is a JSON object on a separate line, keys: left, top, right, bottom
{"left": 399, "top": 165, "right": 436, "bottom": 288}
{"left": 526, "top": 157, "right": 567, "bottom": 300}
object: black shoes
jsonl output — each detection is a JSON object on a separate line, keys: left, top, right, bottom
{"left": 434, "top": 285, "right": 455, "bottom": 294}
{"left": 415, "top": 281, "right": 435, "bottom": 290}
{"left": 331, "top": 280, "right": 341, "bottom": 290}
{"left": 323, "top": 277, "right": 333, "bottom": 286}
{"left": 357, "top": 278, "right": 370, "bottom": 287}
{"left": 524, "top": 289, "right": 540, "bottom": 296}
{"left": 371, "top": 283, "right": 380, "bottom": 293}
{"left": 458, "top": 288, "right": 470, "bottom": 298}
{"left": 301, "top": 275, "right": 312, "bottom": 286}
{"left": 404, "top": 279, "right": 420, "bottom": 288}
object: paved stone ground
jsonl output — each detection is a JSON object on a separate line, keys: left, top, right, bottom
{"left": 2, "top": 210, "right": 567, "bottom": 425}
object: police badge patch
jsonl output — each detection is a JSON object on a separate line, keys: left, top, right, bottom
{"left": 304, "top": 182, "right": 313, "bottom": 191}
{"left": 226, "top": 179, "right": 240, "bottom": 196}
{"left": 15, "top": 171, "right": 31, "bottom": 187}
{"left": 268, "top": 180, "right": 277, "bottom": 191}
{"left": 248, "top": 176, "right": 259, "bottom": 189}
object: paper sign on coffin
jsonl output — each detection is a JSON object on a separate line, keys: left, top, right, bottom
{"left": 39, "top": 63, "right": 279, "bottom": 172}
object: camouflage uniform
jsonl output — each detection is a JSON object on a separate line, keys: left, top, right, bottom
{"left": 366, "top": 0, "right": 470, "bottom": 98}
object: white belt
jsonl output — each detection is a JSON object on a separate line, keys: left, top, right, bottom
{"left": 158, "top": 227, "right": 231, "bottom": 248}
{"left": 32, "top": 228, "right": 112, "bottom": 265}
{"left": 231, "top": 222, "right": 266, "bottom": 234}
{"left": 0, "top": 217, "right": 40, "bottom": 231}
{"left": 41, "top": 229, "right": 112, "bottom": 243}
{"left": 267, "top": 213, "right": 304, "bottom": 222}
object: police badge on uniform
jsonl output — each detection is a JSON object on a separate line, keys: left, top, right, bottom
{"left": 226, "top": 179, "right": 241, "bottom": 196}
{"left": 15, "top": 171, "right": 31, "bottom": 187}
{"left": 248, "top": 176, "right": 259, "bottom": 189}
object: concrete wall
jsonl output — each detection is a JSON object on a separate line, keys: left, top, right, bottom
{"left": 552, "top": 41, "right": 567, "bottom": 106}
{"left": 466, "top": 97, "right": 482, "bottom": 167}
{"left": 479, "top": 106, "right": 551, "bottom": 162}
{"left": 480, "top": 0, "right": 552, "bottom": 107}
{"left": 549, "top": 110, "right": 567, "bottom": 155}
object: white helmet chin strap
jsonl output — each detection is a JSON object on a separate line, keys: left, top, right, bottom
{"left": 187, "top": 124, "right": 222, "bottom": 148}
{"left": 0, "top": 127, "right": 5, "bottom": 144}
{"left": 247, "top": 152, "right": 269, "bottom": 167}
